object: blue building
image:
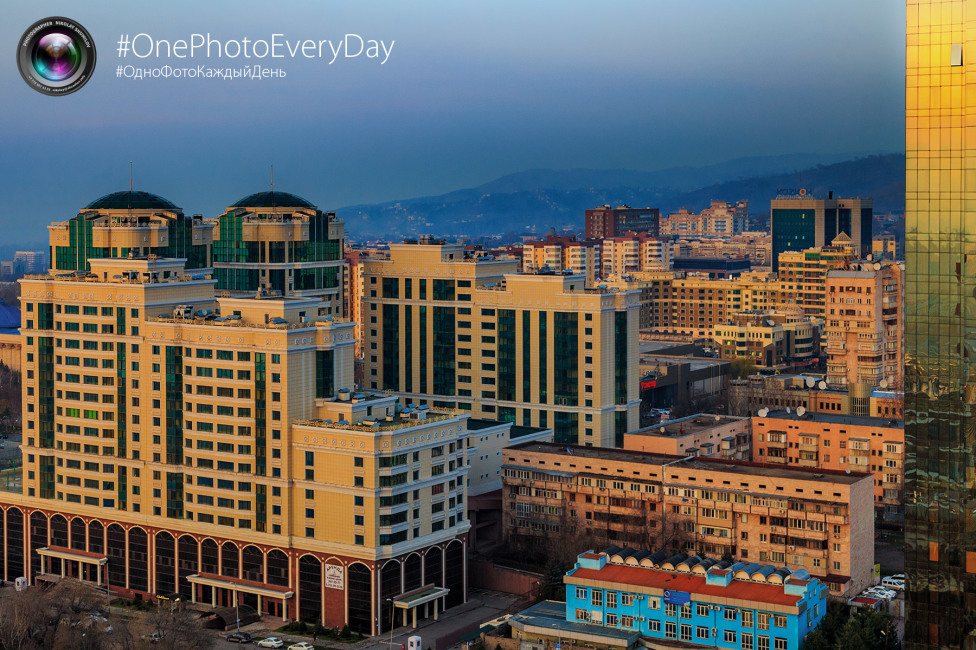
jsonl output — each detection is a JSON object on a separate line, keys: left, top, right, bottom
{"left": 556, "top": 549, "right": 827, "bottom": 650}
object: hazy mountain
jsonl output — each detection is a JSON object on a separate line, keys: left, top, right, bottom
{"left": 338, "top": 153, "right": 905, "bottom": 240}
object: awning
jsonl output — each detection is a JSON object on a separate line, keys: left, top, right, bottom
{"left": 37, "top": 546, "right": 107, "bottom": 565}
{"left": 185, "top": 573, "right": 294, "bottom": 599}
{"left": 394, "top": 586, "right": 450, "bottom": 609}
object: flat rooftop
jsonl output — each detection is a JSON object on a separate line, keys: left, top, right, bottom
{"left": 509, "top": 600, "right": 640, "bottom": 646}
{"left": 760, "top": 410, "right": 903, "bottom": 429}
{"left": 508, "top": 442, "right": 869, "bottom": 484}
{"left": 630, "top": 413, "right": 746, "bottom": 438}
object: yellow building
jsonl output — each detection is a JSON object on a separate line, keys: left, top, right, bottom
{"left": 362, "top": 242, "right": 641, "bottom": 447}
{"left": 1, "top": 255, "right": 471, "bottom": 634}
{"left": 775, "top": 236, "right": 857, "bottom": 318}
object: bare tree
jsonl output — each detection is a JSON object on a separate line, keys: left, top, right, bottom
{"left": 144, "top": 605, "right": 215, "bottom": 650}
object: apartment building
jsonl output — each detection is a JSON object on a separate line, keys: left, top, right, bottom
{"left": 502, "top": 442, "right": 875, "bottom": 598}
{"left": 522, "top": 235, "right": 602, "bottom": 284}
{"left": 824, "top": 261, "right": 904, "bottom": 389}
{"left": 361, "top": 242, "right": 641, "bottom": 447}
{"left": 751, "top": 411, "right": 905, "bottom": 525}
{"left": 712, "top": 309, "right": 820, "bottom": 370}
{"left": 622, "top": 414, "right": 750, "bottom": 461}
{"left": 561, "top": 548, "right": 827, "bottom": 650}
{"left": 674, "top": 232, "right": 772, "bottom": 270}
{"left": 586, "top": 205, "right": 660, "bottom": 239}
{"left": 600, "top": 235, "right": 671, "bottom": 278}
{"left": 775, "top": 238, "right": 858, "bottom": 319}
{"left": 660, "top": 200, "right": 749, "bottom": 237}
{"left": 2, "top": 256, "right": 471, "bottom": 634}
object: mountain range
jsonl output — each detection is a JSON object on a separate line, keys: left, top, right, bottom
{"left": 337, "top": 152, "right": 905, "bottom": 241}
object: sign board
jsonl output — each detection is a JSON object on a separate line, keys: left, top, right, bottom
{"left": 874, "top": 563, "right": 881, "bottom": 578}
{"left": 663, "top": 590, "right": 690, "bottom": 605}
{"left": 325, "top": 563, "right": 345, "bottom": 590}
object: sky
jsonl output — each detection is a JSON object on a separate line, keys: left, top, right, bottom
{"left": 0, "top": 0, "right": 905, "bottom": 245}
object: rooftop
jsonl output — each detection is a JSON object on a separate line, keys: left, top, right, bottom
{"left": 507, "top": 441, "right": 869, "bottom": 484}
{"left": 294, "top": 409, "right": 464, "bottom": 433}
{"left": 569, "top": 564, "right": 805, "bottom": 609}
{"left": 630, "top": 413, "right": 746, "bottom": 438}
{"left": 759, "top": 410, "right": 904, "bottom": 429}
{"left": 85, "top": 190, "right": 179, "bottom": 211}
{"left": 509, "top": 600, "right": 640, "bottom": 646}
{"left": 231, "top": 191, "right": 314, "bottom": 209}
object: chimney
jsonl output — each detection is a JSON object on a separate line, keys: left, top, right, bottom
{"left": 828, "top": 191, "right": 833, "bottom": 199}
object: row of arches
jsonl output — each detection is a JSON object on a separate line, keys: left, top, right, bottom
{"left": 0, "top": 508, "right": 466, "bottom": 634}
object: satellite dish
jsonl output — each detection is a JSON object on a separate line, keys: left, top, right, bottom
{"left": 797, "top": 406, "right": 806, "bottom": 417}
{"left": 714, "top": 415, "right": 721, "bottom": 421}
{"left": 660, "top": 427, "right": 666, "bottom": 433}
{"left": 818, "top": 381, "right": 827, "bottom": 389}
{"left": 874, "top": 262, "right": 881, "bottom": 270}
{"left": 805, "top": 377, "right": 816, "bottom": 388}
{"left": 879, "top": 379, "right": 888, "bottom": 389}
{"left": 786, "top": 406, "right": 791, "bottom": 414}
{"left": 766, "top": 319, "right": 776, "bottom": 327}
{"left": 845, "top": 468, "right": 851, "bottom": 475}
{"left": 758, "top": 408, "right": 769, "bottom": 418}
{"left": 866, "top": 254, "right": 873, "bottom": 261}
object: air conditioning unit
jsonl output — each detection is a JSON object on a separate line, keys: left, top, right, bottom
{"left": 789, "top": 545, "right": 796, "bottom": 550}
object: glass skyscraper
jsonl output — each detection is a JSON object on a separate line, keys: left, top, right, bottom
{"left": 906, "top": 1, "right": 976, "bottom": 646}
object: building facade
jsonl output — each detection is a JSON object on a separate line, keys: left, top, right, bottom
{"left": 362, "top": 242, "right": 641, "bottom": 447}
{"left": 905, "top": 2, "right": 976, "bottom": 645}
{"left": 770, "top": 195, "right": 872, "bottom": 272}
{"left": 2, "top": 255, "right": 470, "bottom": 634}
{"left": 564, "top": 549, "right": 827, "bottom": 650}
{"left": 522, "top": 235, "right": 602, "bottom": 284}
{"left": 728, "top": 375, "right": 904, "bottom": 420}
{"left": 751, "top": 411, "right": 905, "bottom": 525}
{"left": 586, "top": 205, "right": 660, "bottom": 240}
{"left": 48, "top": 190, "right": 214, "bottom": 272}
{"left": 661, "top": 200, "right": 749, "bottom": 237}
{"left": 712, "top": 309, "right": 820, "bottom": 371}
{"left": 775, "top": 238, "right": 858, "bottom": 319}
{"left": 824, "top": 261, "right": 904, "bottom": 389}
{"left": 212, "top": 191, "right": 345, "bottom": 316}
{"left": 600, "top": 235, "right": 672, "bottom": 278}
{"left": 502, "top": 442, "right": 875, "bottom": 597}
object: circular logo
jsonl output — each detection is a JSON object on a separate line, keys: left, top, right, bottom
{"left": 17, "top": 17, "right": 96, "bottom": 96}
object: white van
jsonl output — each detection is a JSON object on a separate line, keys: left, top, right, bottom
{"left": 881, "top": 576, "right": 905, "bottom": 591}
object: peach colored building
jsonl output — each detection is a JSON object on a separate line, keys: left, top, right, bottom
{"left": 661, "top": 200, "right": 749, "bottom": 237}
{"left": 522, "top": 235, "right": 602, "bottom": 284}
{"left": 824, "top": 261, "right": 904, "bottom": 389}
{"left": 728, "top": 375, "right": 904, "bottom": 419}
{"left": 751, "top": 410, "right": 904, "bottom": 526}
{"left": 502, "top": 441, "right": 875, "bottom": 599}
{"left": 600, "top": 234, "right": 672, "bottom": 278}
{"left": 622, "top": 413, "right": 750, "bottom": 460}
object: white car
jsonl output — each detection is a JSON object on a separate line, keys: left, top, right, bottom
{"left": 257, "top": 640, "right": 284, "bottom": 649}
{"left": 287, "top": 643, "right": 316, "bottom": 650}
{"left": 881, "top": 576, "right": 905, "bottom": 591}
{"left": 864, "top": 586, "right": 896, "bottom": 600}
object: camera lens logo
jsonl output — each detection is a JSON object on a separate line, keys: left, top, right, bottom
{"left": 17, "top": 17, "right": 96, "bottom": 96}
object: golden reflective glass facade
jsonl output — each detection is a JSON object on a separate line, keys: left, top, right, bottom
{"left": 907, "top": 1, "right": 976, "bottom": 646}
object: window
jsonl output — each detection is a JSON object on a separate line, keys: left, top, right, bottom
{"left": 697, "top": 626, "right": 709, "bottom": 639}
{"left": 575, "top": 609, "right": 590, "bottom": 623}
{"left": 606, "top": 591, "right": 616, "bottom": 608}
{"left": 742, "top": 635, "right": 754, "bottom": 650}
{"left": 742, "top": 611, "right": 753, "bottom": 627}
{"left": 774, "top": 639, "right": 787, "bottom": 650}
{"left": 697, "top": 604, "right": 709, "bottom": 617}
{"left": 758, "top": 612, "right": 770, "bottom": 631}
{"left": 575, "top": 587, "right": 586, "bottom": 600}
{"left": 665, "top": 622, "right": 676, "bottom": 639}
{"left": 621, "top": 594, "right": 633, "bottom": 606}
{"left": 725, "top": 631, "right": 737, "bottom": 644}
{"left": 758, "top": 636, "right": 770, "bottom": 650}
{"left": 591, "top": 590, "right": 603, "bottom": 607}
{"left": 680, "top": 624, "right": 692, "bottom": 641}
{"left": 773, "top": 614, "right": 786, "bottom": 628}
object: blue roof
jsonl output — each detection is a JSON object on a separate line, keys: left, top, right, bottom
{"left": 0, "top": 300, "right": 20, "bottom": 329}
{"left": 231, "top": 191, "right": 314, "bottom": 209}
{"left": 85, "top": 190, "right": 179, "bottom": 211}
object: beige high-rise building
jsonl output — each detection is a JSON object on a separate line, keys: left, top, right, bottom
{"left": 521, "top": 235, "right": 602, "bottom": 284}
{"left": 824, "top": 260, "right": 904, "bottom": 389}
{"left": 1, "top": 255, "right": 473, "bottom": 634}
{"left": 361, "top": 242, "right": 641, "bottom": 447}
{"left": 661, "top": 200, "right": 749, "bottom": 237}
{"left": 600, "top": 234, "right": 671, "bottom": 278}
{"left": 776, "top": 237, "right": 858, "bottom": 318}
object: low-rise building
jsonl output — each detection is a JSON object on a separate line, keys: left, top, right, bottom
{"left": 728, "top": 375, "right": 904, "bottom": 420}
{"left": 751, "top": 410, "right": 905, "bottom": 525}
{"left": 623, "top": 414, "right": 750, "bottom": 460}
{"left": 712, "top": 309, "right": 820, "bottom": 371}
{"left": 502, "top": 442, "right": 875, "bottom": 598}
{"left": 564, "top": 548, "right": 827, "bottom": 650}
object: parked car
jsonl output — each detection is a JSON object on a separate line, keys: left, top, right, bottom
{"left": 881, "top": 576, "right": 905, "bottom": 591}
{"left": 257, "top": 640, "right": 284, "bottom": 649}
{"left": 287, "top": 643, "right": 317, "bottom": 650}
{"left": 864, "top": 586, "right": 896, "bottom": 600}
{"left": 144, "top": 632, "right": 162, "bottom": 643}
{"left": 228, "top": 632, "right": 253, "bottom": 643}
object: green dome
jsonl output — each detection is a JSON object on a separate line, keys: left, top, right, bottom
{"left": 231, "top": 191, "right": 314, "bottom": 209}
{"left": 85, "top": 191, "right": 179, "bottom": 211}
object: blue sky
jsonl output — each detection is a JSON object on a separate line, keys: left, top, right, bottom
{"left": 0, "top": 1, "right": 904, "bottom": 244}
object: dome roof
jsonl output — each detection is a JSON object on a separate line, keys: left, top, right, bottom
{"left": 85, "top": 190, "right": 179, "bottom": 211}
{"left": 231, "top": 191, "right": 314, "bottom": 209}
{"left": 0, "top": 299, "right": 20, "bottom": 330}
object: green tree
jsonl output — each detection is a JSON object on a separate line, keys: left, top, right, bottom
{"left": 729, "top": 357, "right": 757, "bottom": 379}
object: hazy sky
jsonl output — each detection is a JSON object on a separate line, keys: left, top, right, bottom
{"left": 0, "top": 1, "right": 904, "bottom": 244}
